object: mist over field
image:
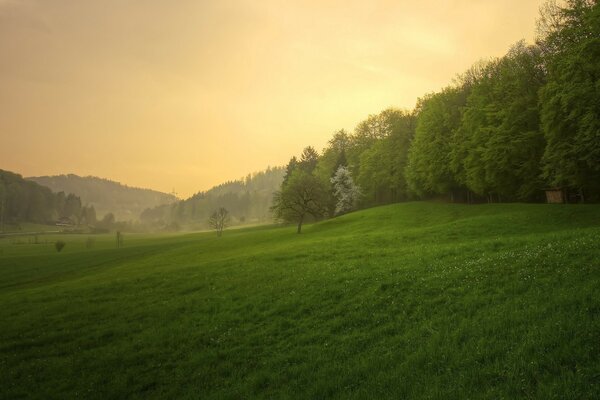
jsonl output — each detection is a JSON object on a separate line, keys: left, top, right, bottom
{"left": 1, "top": 0, "right": 599, "bottom": 398}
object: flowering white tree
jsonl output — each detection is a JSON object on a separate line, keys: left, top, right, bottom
{"left": 331, "top": 166, "right": 361, "bottom": 215}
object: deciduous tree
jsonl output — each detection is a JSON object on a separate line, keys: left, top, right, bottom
{"left": 271, "top": 170, "right": 328, "bottom": 233}
{"left": 208, "top": 207, "right": 230, "bottom": 237}
{"left": 331, "top": 166, "right": 361, "bottom": 215}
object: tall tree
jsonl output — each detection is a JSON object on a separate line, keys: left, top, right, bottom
{"left": 298, "top": 146, "right": 320, "bottom": 174}
{"left": 357, "top": 109, "right": 416, "bottom": 204}
{"left": 453, "top": 42, "right": 546, "bottom": 201}
{"left": 538, "top": 0, "right": 600, "bottom": 199}
{"left": 406, "top": 86, "right": 467, "bottom": 198}
{"left": 282, "top": 156, "right": 299, "bottom": 187}
{"left": 82, "top": 205, "right": 97, "bottom": 226}
{"left": 64, "top": 193, "right": 82, "bottom": 220}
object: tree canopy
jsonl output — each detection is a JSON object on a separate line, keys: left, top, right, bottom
{"left": 272, "top": 0, "right": 600, "bottom": 213}
{"left": 271, "top": 169, "right": 329, "bottom": 233}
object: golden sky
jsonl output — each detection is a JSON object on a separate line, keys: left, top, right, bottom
{"left": 0, "top": 0, "right": 544, "bottom": 197}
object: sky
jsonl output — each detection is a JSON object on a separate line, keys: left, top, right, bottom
{"left": 0, "top": 0, "right": 545, "bottom": 198}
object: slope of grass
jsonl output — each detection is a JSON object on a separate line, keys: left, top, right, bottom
{"left": 1, "top": 202, "right": 599, "bottom": 399}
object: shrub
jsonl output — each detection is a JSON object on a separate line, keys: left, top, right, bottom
{"left": 55, "top": 240, "right": 66, "bottom": 252}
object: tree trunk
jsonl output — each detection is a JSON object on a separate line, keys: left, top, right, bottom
{"left": 297, "top": 215, "right": 304, "bottom": 234}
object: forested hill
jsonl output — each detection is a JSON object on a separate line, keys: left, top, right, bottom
{"left": 271, "top": 0, "right": 600, "bottom": 229}
{"left": 0, "top": 170, "right": 86, "bottom": 228}
{"left": 28, "top": 174, "right": 177, "bottom": 221}
{"left": 140, "top": 166, "right": 285, "bottom": 229}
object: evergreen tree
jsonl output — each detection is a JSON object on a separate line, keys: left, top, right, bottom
{"left": 298, "top": 146, "right": 319, "bottom": 174}
{"left": 282, "top": 157, "right": 298, "bottom": 187}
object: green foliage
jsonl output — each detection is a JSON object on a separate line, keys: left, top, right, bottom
{"left": 539, "top": 0, "right": 600, "bottom": 198}
{"left": 282, "top": 2, "right": 600, "bottom": 205}
{"left": 406, "top": 86, "right": 467, "bottom": 197}
{"left": 282, "top": 156, "right": 299, "bottom": 187}
{"left": 1, "top": 203, "right": 599, "bottom": 398}
{"left": 271, "top": 170, "right": 329, "bottom": 233}
{"left": 356, "top": 109, "right": 415, "bottom": 204}
{"left": 453, "top": 42, "right": 546, "bottom": 200}
{"left": 298, "top": 146, "right": 320, "bottom": 174}
{"left": 142, "top": 166, "right": 285, "bottom": 229}
{"left": 314, "top": 133, "right": 350, "bottom": 184}
{"left": 0, "top": 169, "right": 83, "bottom": 225}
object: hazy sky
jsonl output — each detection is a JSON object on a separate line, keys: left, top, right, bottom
{"left": 0, "top": 0, "right": 544, "bottom": 197}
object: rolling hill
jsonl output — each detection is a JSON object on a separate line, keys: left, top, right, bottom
{"left": 28, "top": 174, "right": 177, "bottom": 221}
{"left": 0, "top": 169, "right": 83, "bottom": 228}
{"left": 1, "top": 202, "right": 599, "bottom": 398}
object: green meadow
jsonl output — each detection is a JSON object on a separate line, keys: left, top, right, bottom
{"left": 1, "top": 202, "right": 599, "bottom": 399}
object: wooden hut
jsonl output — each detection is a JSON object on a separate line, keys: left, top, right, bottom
{"left": 544, "top": 188, "right": 564, "bottom": 204}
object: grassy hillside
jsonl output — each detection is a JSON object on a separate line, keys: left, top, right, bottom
{"left": 1, "top": 203, "right": 599, "bottom": 399}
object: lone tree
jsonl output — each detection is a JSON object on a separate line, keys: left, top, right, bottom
{"left": 331, "top": 166, "right": 361, "bottom": 215}
{"left": 208, "top": 207, "right": 229, "bottom": 237}
{"left": 271, "top": 170, "right": 328, "bottom": 233}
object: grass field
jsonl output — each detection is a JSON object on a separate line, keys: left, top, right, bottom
{"left": 1, "top": 202, "right": 599, "bottom": 399}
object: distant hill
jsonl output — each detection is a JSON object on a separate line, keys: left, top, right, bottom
{"left": 0, "top": 169, "right": 84, "bottom": 228}
{"left": 140, "top": 166, "right": 285, "bottom": 229}
{"left": 28, "top": 175, "right": 177, "bottom": 221}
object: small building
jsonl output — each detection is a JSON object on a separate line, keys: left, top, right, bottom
{"left": 544, "top": 188, "right": 564, "bottom": 204}
{"left": 56, "top": 216, "right": 74, "bottom": 227}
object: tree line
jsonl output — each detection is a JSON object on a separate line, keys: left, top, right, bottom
{"left": 272, "top": 0, "right": 600, "bottom": 231}
{"left": 140, "top": 166, "right": 285, "bottom": 230}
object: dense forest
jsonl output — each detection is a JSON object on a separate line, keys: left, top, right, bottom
{"left": 0, "top": 170, "right": 95, "bottom": 229}
{"left": 272, "top": 0, "right": 600, "bottom": 232}
{"left": 140, "top": 167, "right": 285, "bottom": 230}
{"left": 29, "top": 174, "right": 177, "bottom": 221}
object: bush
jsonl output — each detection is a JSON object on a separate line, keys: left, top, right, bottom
{"left": 55, "top": 240, "right": 66, "bottom": 252}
